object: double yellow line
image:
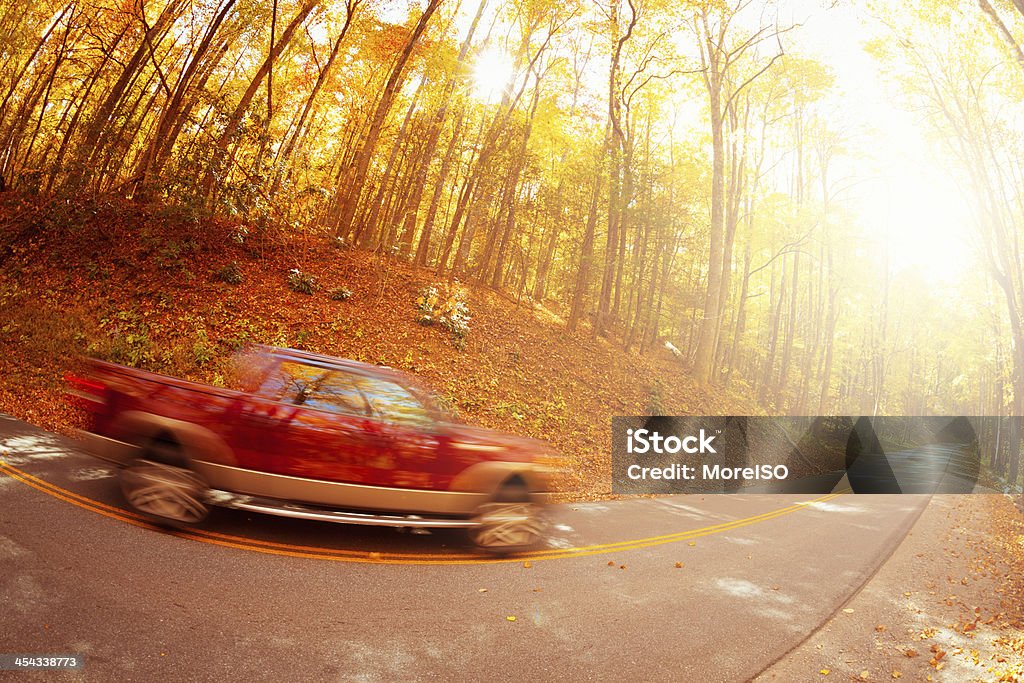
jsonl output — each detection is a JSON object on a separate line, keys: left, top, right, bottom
{"left": 0, "top": 459, "right": 845, "bottom": 565}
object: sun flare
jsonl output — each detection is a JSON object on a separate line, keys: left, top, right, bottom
{"left": 471, "top": 48, "right": 514, "bottom": 103}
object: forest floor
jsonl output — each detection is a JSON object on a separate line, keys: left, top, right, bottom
{"left": 0, "top": 193, "right": 759, "bottom": 500}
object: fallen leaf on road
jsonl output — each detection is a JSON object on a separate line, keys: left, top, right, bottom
{"left": 859, "top": 671, "right": 869, "bottom": 680}
{"left": 875, "top": 625, "right": 887, "bottom": 632}
{"left": 819, "top": 669, "right": 830, "bottom": 676}
{"left": 608, "top": 561, "right": 615, "bottom": 567}
{"left": 523, "top": 561, "right": 531, "bottom": 568}
{"left": 891, "top": 672, "right": 902, "bottom": 679}
{"left": 903, "top": 649, "right": 918, "bottom": 658}
{"left": 619, "top": 564, "right": 627, "bottom": 569}
{"left": 843, "top": 608, "right": 855, "bottom": 614}
{"left": 506, "top": 616, "right": 516, "bottom": 622}
{"left": 478, "top": 588, "right": 488, "bottom": 593}
{"left": 688, "top": 541, "right": 696, "bottom": 547}
{"left": 675, "top": 562, "right": 683, "bottom": 568}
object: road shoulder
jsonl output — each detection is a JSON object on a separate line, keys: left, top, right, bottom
{"left": 756, "top": 494, "right": 1024, "bottom": 682}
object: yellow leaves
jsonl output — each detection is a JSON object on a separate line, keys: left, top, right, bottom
{"left": 891, "top": 671, "right": 902, "bottom": 679}
{"left": 859, "top": 671, "right": 870, "bottom": 680}
{"left": 522, "top": 561, "right": 531, "bottom": 569}
{"left": 674, "top": 561, "right": 683, "bottom": 568}
{"left": 506, "top": 616, "right": 516, "bottom": 622}
{"left": 875, "top": 624, "right": 887, "bottom": 633}
{"left": 688, "top": 541, "right": 696, "bottom": 547}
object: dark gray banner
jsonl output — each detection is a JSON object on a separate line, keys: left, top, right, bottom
{"left": 612, "top": 416, "right": 1022, "bottom": 494}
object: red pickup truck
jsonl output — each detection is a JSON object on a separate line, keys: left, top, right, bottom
{"left": 68, "top": 345, "right": 560, "bottom": 552}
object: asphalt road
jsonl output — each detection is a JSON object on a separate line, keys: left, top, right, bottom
{"left": 0, "top": 414, "right": 949, "bottom": 681}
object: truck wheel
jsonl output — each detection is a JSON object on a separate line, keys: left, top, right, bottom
{"left": 468, "top": 482, "right": 546, "bottom": 553}
{"left": 120, "top": 459, "right": 209, "bottom": 526}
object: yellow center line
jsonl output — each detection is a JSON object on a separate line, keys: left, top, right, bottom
{"left": 0, "top": 459, "right": 847, "bottom": 565}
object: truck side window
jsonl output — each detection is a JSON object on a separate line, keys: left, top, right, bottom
{"left": 301, "top": 370, "right": 369, "bottom": 417}
{"left": 355, "top": 377, "right": 433, "bottom": 427}
{"left": 261, "top": 361, "right": 323, "bottom": 401}
{"left": 262, "top": 362, "right": 368, "bottom": 417}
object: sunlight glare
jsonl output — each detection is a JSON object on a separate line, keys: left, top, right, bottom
{"left": 472, "top": 48, "right": 514, "bottom": 103}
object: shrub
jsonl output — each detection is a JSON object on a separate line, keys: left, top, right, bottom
{"left": 329, "top": 287, "right": 353, "bottom": 301}
{"left": 216, "top": 261, "right": 242, "bottom": 284}
{"left": 416, "top": 281, "right": 471, "bottom": 348}
{"left": 647, "top": 379, "right": 667, "bottom": 416}
{"left": 193, "top": 329, "right": 215, "bottom": 367}
{"left": 154, "top": 238, "right": 198, "bottom": 272}
{"left": 287, "top": 268, "right": 315, "bottom": 295}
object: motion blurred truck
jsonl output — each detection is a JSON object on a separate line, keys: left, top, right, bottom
{"left": 68, "top": 345, "right": 560, "bottom": 552}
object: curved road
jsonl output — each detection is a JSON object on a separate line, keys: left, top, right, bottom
{"left": 0, "top": 414, "right": 937, "bottom": 680}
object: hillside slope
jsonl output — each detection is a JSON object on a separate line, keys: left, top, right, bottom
{"left": 0, "top": 195, "right": 760, "bottom": 499}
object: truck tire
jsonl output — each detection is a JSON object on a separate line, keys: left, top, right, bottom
{"left": 467, "top": 480, "right": 546, "bottom": 553}
{"left": 120, "top": 458, "right": 209, "bottom": 526}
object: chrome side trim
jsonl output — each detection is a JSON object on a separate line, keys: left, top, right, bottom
{"left": 207, "top": 491, "right": 479, "bottom": 528}
{"left": 73, "top": 430, "right": 140, "bottom": 466}
{"left": 192, "top": 461, "right": 489, "bottom": 515}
